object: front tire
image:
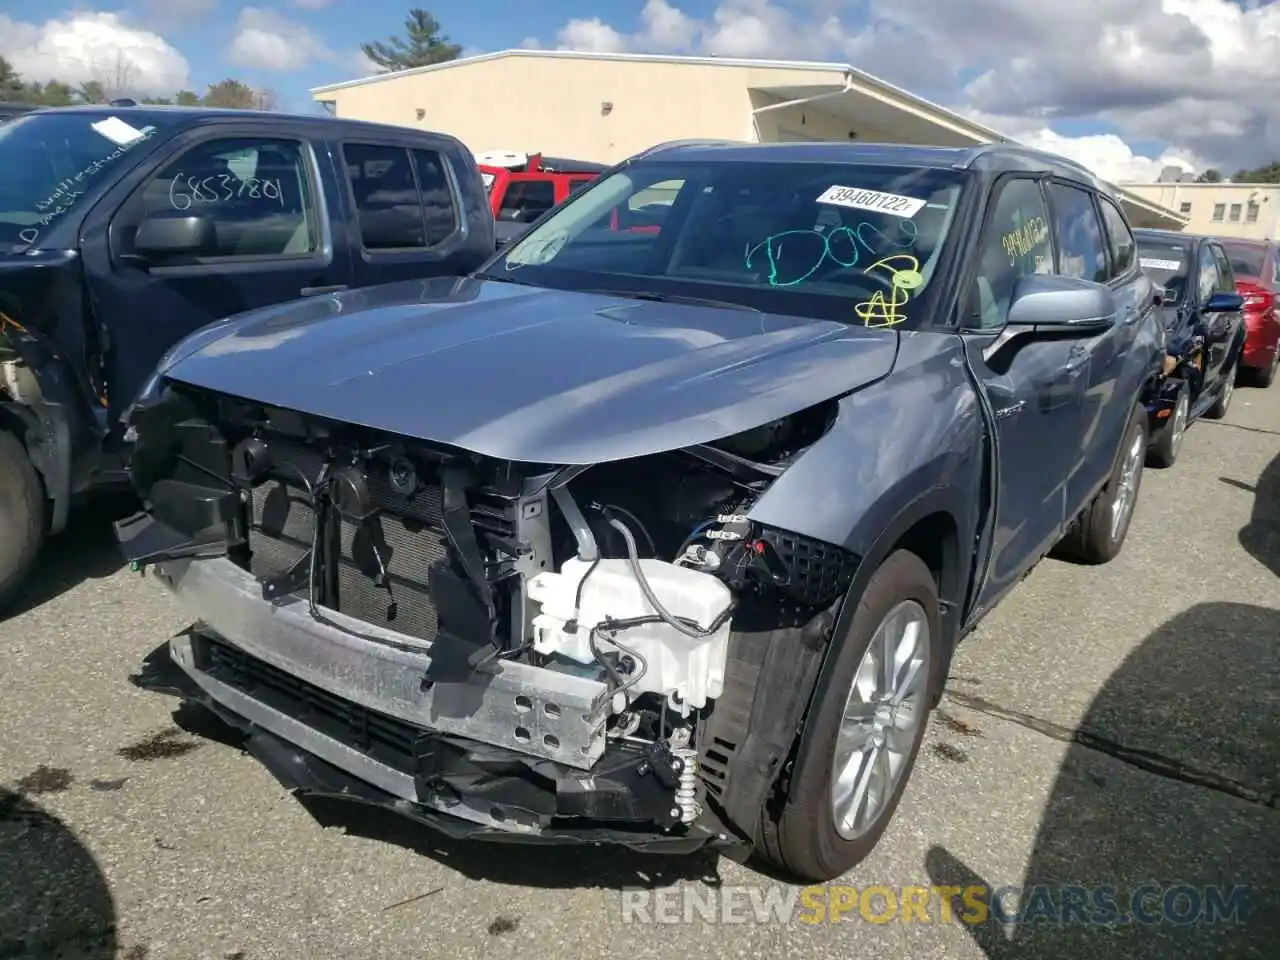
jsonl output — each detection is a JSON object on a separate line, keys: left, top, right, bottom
{"left": 756, "top": 549, "right": 941, "bottom": 882}
{"left": 1055, "top": 403, "right": 1147, "bottom": 565}
{"left": 0, "top": 430, "right": 45, "bottom": 613}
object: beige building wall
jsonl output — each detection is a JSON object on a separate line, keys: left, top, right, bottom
{"left": 1121, "top": 182, "right": 1280, "bottom": 239}
{"left": 317, "top": 56, "right": 852, "bottom": 164}
{"left": 313, "top": 51, "right": 1186, "bottom": 229}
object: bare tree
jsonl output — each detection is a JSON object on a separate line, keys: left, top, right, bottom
{"left": 252, "top": 87, "right": 279, "bottom": 111}
{"left": 86, "top": 51, "right": 138, "bottom": 101}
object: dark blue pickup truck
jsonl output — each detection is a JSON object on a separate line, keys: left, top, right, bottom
{"left": 0, "top": 105, "right": 493, "bottom": 609}
{"left": 117, "top": 141, "right": 1165, "bottom": 883}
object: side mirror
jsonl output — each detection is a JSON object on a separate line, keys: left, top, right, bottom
{"left": 1004, "top": 273, "right": 1116, "bottom": 336}
{"left": 1203, "top": 291, "right": 1244, "bottom": 313}
{"left": 133, "top": 214, "right": 216, "bottom": 261}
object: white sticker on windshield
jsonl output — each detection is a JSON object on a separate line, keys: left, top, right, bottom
{"left": 815, "top": 185, "right": 927, "bottom": 218}
{"left": 1140, "top": 257, "right": 1182, "bottom": 271}
{"left": 90, "top": 116, "right": 147, "bottom": 146}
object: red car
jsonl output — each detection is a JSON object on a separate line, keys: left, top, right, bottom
{"left": 1219, "top": 238, "right": 1280, "bottom": 386}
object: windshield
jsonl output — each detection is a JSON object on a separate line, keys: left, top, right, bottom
{"left": 1219, "top": 240, "right": 1266, "bottom": 279}
{"left": 485, "top": 159, "right": 968, "bottom": 327}
{"left": 1137, "top": 241, "right": 1191, "bottom": 303}
{"left": 0, "top": 111, "right": 168, "bottom": 250}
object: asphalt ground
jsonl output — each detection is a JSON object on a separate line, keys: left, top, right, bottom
{"left": 2, "top": 385, "right": 1277, "bottom": 960}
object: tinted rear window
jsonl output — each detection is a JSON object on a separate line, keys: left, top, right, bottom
{"left": 1220, "top": 241, "right": 1266, "bottom": 279}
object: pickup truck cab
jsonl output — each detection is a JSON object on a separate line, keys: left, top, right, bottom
{"left": 476, "top": 151, "right": 605, "bottom": 245}
{"left": 0, "top": 105, "right": 493, "bottom": 609}
{"left": 118, "top": 141, "right": 1164, "bottom": 883}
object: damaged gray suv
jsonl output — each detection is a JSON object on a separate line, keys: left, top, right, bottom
{"left": 117, "top": 140, "right": 1164, "bottom": 882}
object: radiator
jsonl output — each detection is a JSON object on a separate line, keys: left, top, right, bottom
{"left": 247, "top": 460, "right": 450, "bottom": 643}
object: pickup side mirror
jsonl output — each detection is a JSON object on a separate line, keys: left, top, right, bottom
{"left": 1004, "top": 273, "right": 1116, "bottom": 336}
{"left": 1203, "top": 290, "right": 1244, "bottom": 314}
{"left": 133, "top": 214, "right": 217, "bottom": 261}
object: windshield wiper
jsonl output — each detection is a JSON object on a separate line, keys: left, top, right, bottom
{"left": 578, "top": 289, "right": 761, "bottom": 313}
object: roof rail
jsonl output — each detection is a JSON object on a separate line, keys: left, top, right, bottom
{"left": 631, "top": 138, "right": 744, "bottom": 160}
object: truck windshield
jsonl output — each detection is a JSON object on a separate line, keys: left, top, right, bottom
{"left": 485, "top": 159, "right": 969, "bottom": 328}
{"left": 0, "top": 111, "right": 169, "bottom": 251}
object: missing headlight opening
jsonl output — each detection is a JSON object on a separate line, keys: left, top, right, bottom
{"left": 119, "top": 384, "right": 853, "bottom": 847}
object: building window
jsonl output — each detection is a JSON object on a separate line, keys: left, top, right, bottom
{"left": 1179, "top": 201, "right": 1192, "bottom": 215}
{"left": 1229, "top": 203, "right": 1242, "bottom": 222}
{"left": 1247, "top": 202, "right": 1260, "bottom": 223}
{"left": 1212, "top": 203, "right": 1226, "bottom": 221}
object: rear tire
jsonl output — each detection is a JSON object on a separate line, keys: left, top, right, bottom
{"left": 1146, "top": 382, "right": 1187, "bottom": 469}
{"left": 1251, "top": 350, "right": 1278, "bottom": 388}
{"left": 1055, "top": 403, "right": 1147, "bottom": 565}
{"left": 756, "top": 549, "right": 941, "bottom": 882}
{"left": 0, "top": 430, "right": 45, "bottom": 614}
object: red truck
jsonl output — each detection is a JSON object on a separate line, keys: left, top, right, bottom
{"left": 477, "top": 150, "right": 603, "bottom": 219}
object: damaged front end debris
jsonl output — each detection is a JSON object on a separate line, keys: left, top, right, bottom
{"left": 118, "top": 383, "right": 858, "bottom": 852}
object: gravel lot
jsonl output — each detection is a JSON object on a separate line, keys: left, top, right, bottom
{"left": 2, "top": 388, "right": 1277, "bottom": 960}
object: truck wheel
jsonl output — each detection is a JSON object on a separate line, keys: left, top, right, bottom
{"left": 1055, "top": 403, "right": 1147, "bottom": 565}
{"left": 756, "top": 549, "right": 941, "bottom": 882}
{"left": 0, "top": 430, "right": 45, "bottom": 612}
{"left": 1146, "top": 382, "right": 1188, "bottom": 469}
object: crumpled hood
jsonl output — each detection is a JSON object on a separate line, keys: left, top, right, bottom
{"left": 160, "top": 276, "right": 899, "bottom": 464}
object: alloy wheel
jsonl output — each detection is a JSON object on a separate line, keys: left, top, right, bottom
{"left": 831, "top": 600, "right": 931, "bottom": 841}
{"left": 1110, "top": 429, "right": 1144, "bottom": 542}
{"left": 1170, "top": 391, "right": 1188, "bottom": 457}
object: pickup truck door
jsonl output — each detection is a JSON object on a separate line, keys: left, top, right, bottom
{"left": 1057, "top": 186, "right": 1149, "bottom": 510}
{"left": 79, "top": 121, "right": 352, "bottom": 430}
{"left": 333, "top": 138, "right": 488, "bottom": 288}
{"left": 959, "top": 175, "right": 1091, "bottom": 611}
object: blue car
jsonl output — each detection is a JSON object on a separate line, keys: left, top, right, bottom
{"left": 1134, "top": 228, "right": 1246, "bottom": 467}
{"left": 117, "top": 140, "right": 1165, "bottom": 883}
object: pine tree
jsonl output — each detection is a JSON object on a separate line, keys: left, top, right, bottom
{"left": 360, "top": 9, "right": 462, "bottom": 73}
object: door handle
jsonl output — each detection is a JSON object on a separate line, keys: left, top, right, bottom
{"left": 300, "top": 284, "right": 348, "bottom": 297}
{"left": 1064, "top": 347, "right": 1089, "bottom": 375}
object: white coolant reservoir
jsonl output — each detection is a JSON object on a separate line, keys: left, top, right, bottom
{"left": 526, "top": 557, "right": 733, "bottom": 716}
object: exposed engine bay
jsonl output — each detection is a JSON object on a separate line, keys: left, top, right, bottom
{"left": 119, "top": 383, "right": 858, "bottom": 845}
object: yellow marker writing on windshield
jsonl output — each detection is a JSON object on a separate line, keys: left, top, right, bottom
{"left": 855, "top": 255, "right": 921, "bottom": 328}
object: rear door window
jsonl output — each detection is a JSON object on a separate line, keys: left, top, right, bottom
{"left": 1098, "top": 196, "right": 1136, "bottom": 278}
{"left": 1047, "top": 183, "right": 1108, "bottom": 283}
{"left": 342, "top": 142, "right": 459, "bottom": 251}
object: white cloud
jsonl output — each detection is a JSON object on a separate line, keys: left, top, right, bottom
{"left": 228, "top": 7, "right": 338, "bottom": 72}
{"left": 538, "top": 0, "right": 1280, "bottom": 178}
{"left": 555, "top": 0, "right": 704, "bottom": 54}
{"left": 0, "top": 11, "right": 189, "bottom": 95}
{"left": 290, "top": 0, "right": 335, "bottom": 9}
{"left": 555, "top": 18, "right": 629, "bottom": 53}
